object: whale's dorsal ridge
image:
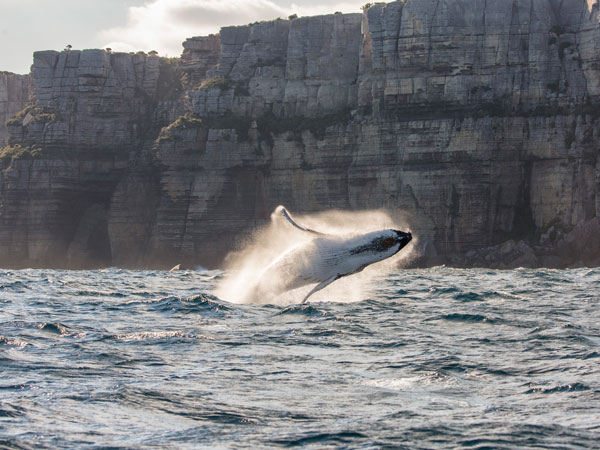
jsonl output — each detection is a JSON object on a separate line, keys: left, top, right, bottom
{"left": 280, "top": 207, "right": 326, "bottom": 236}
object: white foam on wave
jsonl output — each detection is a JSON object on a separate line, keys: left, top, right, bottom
{"left": 112, "top": 331, "right": 187, "bottom": 342}
{"left": 0, "top": 336, "right": 28, "bottom": 348}
{"left": 363, "top": 376, "right": 423, "bottom": 390}
{"left": 362, "top": 371, "right": 460, "bottom": 392}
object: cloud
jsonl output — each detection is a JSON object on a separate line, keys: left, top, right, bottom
{"left": 289, "top": 1, "right": 366, "bottom": 16}
{"left": 99, "top": 0, "right": 365, "bottom": 57}
{"left": 99, "top": 0, "right": 286, "bottom": 56}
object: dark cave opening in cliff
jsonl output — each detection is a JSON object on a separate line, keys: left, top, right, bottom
{"left": 86, "top": 221, "right": 112, "bottom": 268}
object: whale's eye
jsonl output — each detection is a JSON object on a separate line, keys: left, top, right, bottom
{"left": 380, "top": 237, "right": 396, "bottom": 249}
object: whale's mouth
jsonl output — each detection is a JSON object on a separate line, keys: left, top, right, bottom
{"left": 394, "top": 230, "right": 412, "bottom": 252}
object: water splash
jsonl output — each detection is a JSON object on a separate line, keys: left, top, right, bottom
{"left": 215, "top": 206, "right": 418, "bottom": 304}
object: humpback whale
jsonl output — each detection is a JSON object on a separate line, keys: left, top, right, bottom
{"left": 247, "top": 207, "right": 412, "bottom": 303}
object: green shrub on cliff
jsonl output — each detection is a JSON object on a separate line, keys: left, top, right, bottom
{"left": 192, "top": 77, "right": 250, "bottom": 96}
{"left": 156, "top": 113, "right": 204, "bottom": 143}
{"left": 5, "top": 106, "right": 32, "bottom": 126}
{"left": 156, "top": 114, "right": 253, "bottom": 144}
{"left": 170, "top": 114, "right": 203, "bottom": 129}
{"left": 0, "top": 144, "right": 45, "bottom": 165}
{"left": 195, "top": 76, "right": 233, "bottom": 91}
{"left": 31, "top": 108, "right": 57, "bottom": 124}
{"left": 361, "top": 2, "right": 386, "bottom": 10}
{"left": 5, "top": 106, "right": 57, "bottom": 126}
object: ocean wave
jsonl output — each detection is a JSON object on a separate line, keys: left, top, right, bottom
{"left": 0, "top": 336, "right": 28, "bottom": 347}
{"left": 2, "top": 267, "right": 599, "bottom": 449}
{"left": 431, "top": 313, "right": 504, "bottom": 324}
{"left": 110, "top": 331, "right": 190, "bottom": 342}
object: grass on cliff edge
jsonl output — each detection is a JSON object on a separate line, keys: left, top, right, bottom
{"left": 156, "top": 108, "right": 352, "bottom": 146}
{"left": 195, "top": 76, "right": 232, "bottom": 91}
{"left": 156, "top": 113, "right": 252, "bottom": 143}
{"left": 0, "top": 145, "right": 45, "bottom": 166}
{"left": 193, "top": 76, "right": 250, "bottom": 96}
{"left": 156, "top": 113, "right": 204, "bottom": 142}
{"left": 5, "top": 106, "right": 57, "bottom": 126}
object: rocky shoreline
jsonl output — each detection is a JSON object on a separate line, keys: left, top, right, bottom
{"left": 452, "top": 217, "right": 600, "bottom": 269}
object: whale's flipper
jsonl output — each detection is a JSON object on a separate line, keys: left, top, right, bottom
{"left": 280, "top": 207, "right": 326, "bottom": 235}
{"left": 301, "top": 275, "right": 340, "bottom": 303}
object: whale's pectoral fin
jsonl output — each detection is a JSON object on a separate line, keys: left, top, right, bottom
{"left": 280, "top": 207, "right": 326, "bottom": 236}
{"left": 301, "top": 275, "right": 340, "bottom": 303}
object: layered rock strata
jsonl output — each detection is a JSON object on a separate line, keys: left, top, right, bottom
{"left": 181, "top": 35, "right": 221, "bottom": 86}
{"left": 2, "top": 0, "right": 600, "bottom": 269}
{"left": 0, "top": 72, "right": 31, "bottom": 146}
{"left": 1, "top": 50, "right": 166, "bottom": 267}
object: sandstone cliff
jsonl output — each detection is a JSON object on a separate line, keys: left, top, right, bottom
{"left": 2, "top": 0, "right": 600, "bottom": 269}
{"left": 0, "top": 72, "right": 31, "bottom": 146}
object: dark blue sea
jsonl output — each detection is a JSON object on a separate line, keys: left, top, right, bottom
{"left": 1, "top": 267, "right": 599, "bottom": 449}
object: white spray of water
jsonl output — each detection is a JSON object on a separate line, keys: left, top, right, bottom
{"left": 214, "top": 206, "right": 419, "bottom": 305}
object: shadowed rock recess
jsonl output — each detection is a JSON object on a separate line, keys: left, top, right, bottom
{"left": 2, "top": 0, "right": 600, "bottom": 269}
{"left": 0, "top": 72, "right": 31, "bottom": 147}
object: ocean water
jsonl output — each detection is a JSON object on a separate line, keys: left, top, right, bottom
{"left": 0, "top": 267, "right": 599, "bottom": 449}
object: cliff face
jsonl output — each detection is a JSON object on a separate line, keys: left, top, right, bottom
{"left": 0, "top": 50, "right": 168, "bottom": 267}
{"left": 3, "top": 0, "right": 600, "bottom": 269}
{"left": 0, "top": 72, "right": 31, "bottom": 146}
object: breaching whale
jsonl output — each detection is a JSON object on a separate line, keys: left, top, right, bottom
{"left": 246, "top": 207, "right": 412, "bottom": 303}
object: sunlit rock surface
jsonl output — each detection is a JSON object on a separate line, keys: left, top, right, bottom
{"left": 2, "top": 0, "right": 600, "bottom": 269}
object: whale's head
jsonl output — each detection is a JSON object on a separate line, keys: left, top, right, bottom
{"left": 376, "top": 229, "right": 412, "bottom": 255}
{"left": 347, "top": 229, "right": 413, "bottom": 266}
{"left": 393, "top": 229, "right": 412, "bottom": 253}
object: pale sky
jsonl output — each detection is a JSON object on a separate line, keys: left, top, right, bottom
{"left": 0, "top": 0, "right": 366, "bottom": 74}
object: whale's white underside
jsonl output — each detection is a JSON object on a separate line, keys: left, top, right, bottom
{"left": 246, "top": 207, "right": 411, "bottom": 303}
